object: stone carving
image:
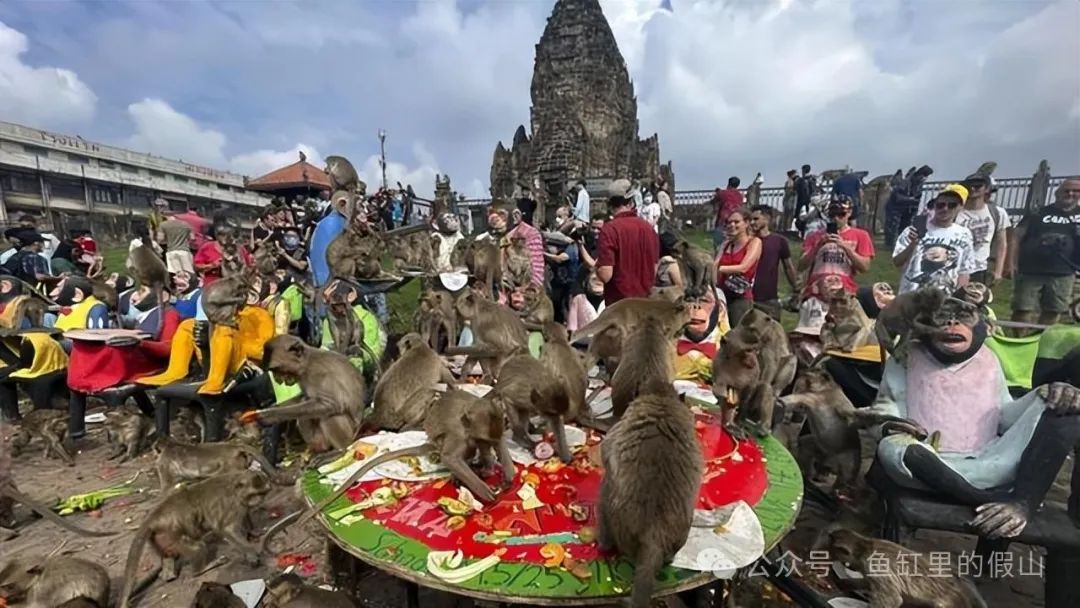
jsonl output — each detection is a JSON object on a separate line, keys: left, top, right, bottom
{"left": 490, "top": 0, "right": 672, "bottom": 205}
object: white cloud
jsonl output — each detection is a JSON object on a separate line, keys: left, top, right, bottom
{"left": 355, "top": 141, "right": 442, "bottom": 197}
{"left": 0, "top": 20, "right": 96, "bottom": 128}
{"left": 126, "top": 98, "right": 228, "bottom": 167}
{"left": 230, "top": 143, "right": 323, "bottom": 178}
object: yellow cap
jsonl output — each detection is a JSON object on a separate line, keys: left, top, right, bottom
{"left": 939, "top": 183, "right": 969, "bottom": 204}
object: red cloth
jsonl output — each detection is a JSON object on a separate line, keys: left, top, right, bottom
{"left": 340, "top": 415, "right": 767, "bottom": 564}
{"left": 193, "top": 241, "right": 254, "bottom": 286}
{"left": 139, "top": 307, "right": 182, "bottom": 360}
{"left": 713, "top": 187, "right": 744, "bottom": 226}
{"left": 801, "top": 226, "right": 875, "bottom": 298}
{"left": 717, "top": 238, "right": 760, "bottom": 301}
{"left": 66, "top": 308, "right": 180, "bottom": 393}
{"left": 175, "top": 211, "right": 211, "bottom": 250}
{"left": 676, "top": 340, "right": 718, "bottom": 358}
{"left": 595, "top": 209, "right": 660, "bottom": 305}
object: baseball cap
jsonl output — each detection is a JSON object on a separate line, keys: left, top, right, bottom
{"left": 938, "top": 184, "right": 969, "bottom": 204}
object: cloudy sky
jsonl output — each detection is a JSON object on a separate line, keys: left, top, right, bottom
{"left": 1, "top": 0, "right": 1077, "bottom": 198}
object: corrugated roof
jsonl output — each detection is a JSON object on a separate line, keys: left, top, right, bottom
{"left": 246, "top": 160, "right": 331, "bottom": 191}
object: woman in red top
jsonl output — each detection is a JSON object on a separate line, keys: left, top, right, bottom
{"left": 716, "top": 208, "right": 762, "bottom": 326}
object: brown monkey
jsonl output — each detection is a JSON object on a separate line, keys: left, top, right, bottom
{"left": 672, "top": 239, "right": 716, "bottom": 299}
{"left": 490, "top": 353, "right": 575, "bottom": 462}
{"left": 224, "top": 414, "right": 263, "bottom": 445}
{"left": 874, "top": 286, "right": 949, "bottom": 358}
{"left": 415, "top": 289, "right": 457, "bottom": 351}
{"left": 737, "top": 307, "right": 796, "bottom": 392}
{"left": 252, "top": 240, "right": 282, "bottom": 277}
{"left": 324, "top": 156, "right": 364, "bottom": 193}
{"left": 649, "top": 285, "right": 685, "bottom": 303}
{"left": 201, "top": 265, "right": 256, "bottom": 327}
{"left": 261, "top": 388, "right": 513, "bottom": 550}
{"left": 118, "top": 470, "right": 271, "bottom": 608}
{"left": 821, "top": 289, "right": 876, "bottom": 353}
{"left": 371, "top": 333, "right": 457, "bottom": 431}
{"left": 103, "top": 405, "right": 153, "bottom": 463}
{"left": 389, "top": 232, "right": 436, "bottom": 273}
{"left": 0, "top": 479, "right": 114, "bottom": 537}
{"left": 242, "top": 335, "right": 365, "bottom": 452}
{"left": 126, "top": 244, "right": 168, "bottom": 329}
{"left": 609, "top": 318, "right": 676, "bottom": 420}
{"left": 539, "top": 322, "right": 590, "bottom": 428}
{"left": 326, "top": 216, "right": 383, "bottom": 281}
{"left": 585, "top": 324, "right": 624, "bottom": 379}
{"left": 502, "top": 235, "right": 532, "bottom": 289}
{"left": 569, "top": 297, "right": 689, "bottom": 350}
{"left": 192, "top": 581, "right": 246, "bottom": 608}
{"left": 598, "top": 380, "right": 703, "bottom": 608}
{"left": 152, "top": 435, "right": 285, "bottom": 489}
{"left": 462, "top": 238, "right": 502, "bottom": 297}
{"left": 0, "top": 556, "right": 110, "bottom": 608}
{"left": 819, "top": 527, "right": 987, "bottom": 608}
{"left": 711, "top": 325, "right": 774, "bottom": 438}
{"left": 10, "top": 409, "right": 74, "bottom": 465}
{"left": 57, "top": 600, "right": 103, "bottom": 608}
{"left": 262, "top": 572, "right": 358, "bottom": 607}
{"left": 519, "top": 282, "right": 554, "bottom": 327}
{"left": 323, "top": 280, "right": 366, "bottom": 358}
{"left": 448, "top": 287, "right": 528, "bottom": 380}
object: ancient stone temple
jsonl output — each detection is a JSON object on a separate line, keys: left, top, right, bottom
{"left": 490, "top": 0, "right": 672, "bottom": 206}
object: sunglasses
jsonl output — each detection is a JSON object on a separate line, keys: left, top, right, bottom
{"left": 932, "top": 200, "right": 961, "bottom": 210}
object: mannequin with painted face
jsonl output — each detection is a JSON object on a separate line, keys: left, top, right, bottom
{"left": 50, "top": 276, "right": 109, "bottom": 335}
{"left": 867, "top": 297, "right": 1080, "bottom": 539}
{"left": 431, "top": 213, "right": 464, "bottom": 273}
{"left": 673, "top": 289, "right": 731, "bottom": 385}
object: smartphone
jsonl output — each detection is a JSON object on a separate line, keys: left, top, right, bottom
{"left": 912, "top": 215, "right": 928, "bottom": 239}
{"left": 826, "top": 220, "right": 839, "bottom": 235}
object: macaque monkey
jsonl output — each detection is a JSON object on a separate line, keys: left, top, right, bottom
{"left": 448, "top": 287, "right": 529, "bottom": 380}
{"left": 649, "top": 285, "right": 685, "bottom": 303}
{"left": 253, "top": 240, "right": 282, "bottom": 277}
{"left": 569, "top": 297, "right": 689, "bottom": 351}
{"left": 324, "top": 156, "right": 364, "bottom": 193}
{"left": 502, "top": 235, "right": 532, "bottom": 289}
{"left": 389, "top": 232, "right": 435, "bottom": 273}
{"left": 609, "top": 318, "right": 676, "bottom": 420}
{"left": 738, "top": 307, "right": 797, "bottom": 392}
{"left": 491, "top": 353, "right": 575, "bottom": 462}
{"left": 324, "top": 280, "right": 367, "bottom": 359}
{"left": 0, "top": 556, "right": 110, "bottom": 608}
{"left": 152, "top": 436, "right": 286, "bottom": 489}
{"left": 519, "top": 282, "right": 554, "bottom": 328}
{"left": 672, "top": 239, "right": 716, "bottom": 299}
{"left": 261, "top": 389, "right": 513, "bottom": 550}
{"left": 539, "top": 322, "right": 591, "bottom": 429}
{"left": 371, "top": 333, "right": 457, "bottom": 431}
{"left": 262, "top": 572, "right": 358, "bottom": 607}
{"left": 201, "top": 265, "right": 256, "bottom": 327}
{"left": 10, "top": 409, "right": 74, "bottom": 465}
{"left": 126, "top": 243, "right": 168, "bottom": 330}
{"left": 192, "top": 581, "right": 246, "bottom": 608}
{"left": 817, "top": 527, "right": 987, "bottom": 608}
{"left": 118, "top": 470, "right": 271, "bottom": 608}
{"left": 104, "top": 405, "right": 153, "bottom": 463}
{"left": 0, "top": 478, "right": 114, "bottom": 537}
{"left": 326, "top": 214, "right": 383, "bottom": 280}
{"left": 242, "top": 335, "right": 366, "bottom": 452}
{"left": 820, "top": 288, "right": 877, "bottom": 353}
{"left": 598, "top": 381, "right": 703, "bottom": 608}
{"left": 875, "top": 286, "right": 949, "bottom": 359}
{"left": 711, "top": 325, "right": 774, "bottom": 438}
{"left": 415, "top": 289, "right": 457, "bottom": 351}
{"left": 462, "top": 238, "right": 502, "bottom": 297}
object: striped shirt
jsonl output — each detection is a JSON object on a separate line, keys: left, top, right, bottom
{"left": 509, "top": 221, "right": 546, "bottom": 286}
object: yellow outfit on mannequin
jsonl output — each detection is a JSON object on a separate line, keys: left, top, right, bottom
{"left": 138, "top": 306, "right": 274, "bottom": 395}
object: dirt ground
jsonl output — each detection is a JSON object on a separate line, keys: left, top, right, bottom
{"left": 1, "top": 410, "right": 1065, "bottom": 608}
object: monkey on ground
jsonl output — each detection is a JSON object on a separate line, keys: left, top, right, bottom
{"left": 736, "top": 307, "right": 796, "bottom": 392}
{"left": 192, "top": 581, "right": 246, "bottom": 608}
{"left": 10, "top": 409, "right": 74, "bottom": 465}
{"left": 0, "top": 478, "right": 115, "bottom": 537}
{"left": 242, "top": 335, "right": 366, "bottom": 453}
{"left": 371, "top": 333, "right": 457, "bottom": 431}
{"left": 152, "top": 435, "right": 286, "bottom": 490}
{"left": 818, "top": 527, "right": 987, "bottom": 608}
{"left": 711, "top": 325, "right": 775, "bottom": 438}
{"left": 609, "top": 317, "right": 677, "bottom": 420}
{"left": 820, "top": 288, "right": 877, "bottom": 353}
{"left": 0, "top": 555, "right": 111, "bottom": 608}
{"left": 598, "top": 380, "right": 703, "bottom": 608}
{"left": 502, "top": 235, "right": 532, "bottom": 289}
{"left": 446, "top": 287, "right": 528, "bottom": 381}
{"left": 874, "top": 286, "right": 949, "bottom": 360}
{"left": 414, "top": 289, "right": 457, "bottom": 352}
{"left": 118, "top": 470, "right": 271, "bottom": 608}
{"left": 261, "top": 388, "right": 514, "bottom": 551}
{"left": 672, "top": 239, "right": 716, "bottom": 299}
{"left": 491, "top": 352, "right": 575, "bottom": 462}
{"left": 519, "top": 282, "right": 554, "bottom": 328}
{"left": 104, "top": 404, "right": 153, "bottom": 463}
{"left": 262, "top": 572, "right": 358, "bottom": 607}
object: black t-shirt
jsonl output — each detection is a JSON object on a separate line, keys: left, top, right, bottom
{"left": 1018, "top": 206, "right": 1080, "bottom": 276}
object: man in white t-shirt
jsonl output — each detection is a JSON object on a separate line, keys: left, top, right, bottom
{"left": 640, "top": 193, "right": 662, "bottom": 231}
{"left": 573, "top": 180, "right": 591, "bottom": 224}
{"left": 956, "top": 174, "right": 1009, "bottom": 287}
{"left": 893, "top": 184, "right": 977, "bottom": 294}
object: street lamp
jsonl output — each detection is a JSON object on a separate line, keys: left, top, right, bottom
{"left": 378, "top": 129, "right": 387, "bottom": 190}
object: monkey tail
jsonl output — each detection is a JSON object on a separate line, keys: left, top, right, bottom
{"left": 236, "top": 444, "right": 290, "bottom": 486}
{"left": 118, "top": 523, "right": 156, "bottom": 608}
{"left": 259, "top": 444, "right": 435, "bottom": 552}
{"left": 630, "top": 544, "right": 665, "bottom": 608}
{"left": 5, "top": 488, "right": 115, "bottom": 537}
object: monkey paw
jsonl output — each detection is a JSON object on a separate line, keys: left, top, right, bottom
{"left": 971, "top": 502, "right": 1029, "bottom": 539}
{"left": 724, "top": 423, "right": 752, "bottom": 442}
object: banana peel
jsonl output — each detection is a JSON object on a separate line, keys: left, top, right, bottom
{"left": 426, "top": 549, "right": 503, "bottom": 583}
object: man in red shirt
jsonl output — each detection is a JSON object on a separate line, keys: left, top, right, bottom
{"left": 596, "top": 179, "right": 659, "bottom": 305}
{"left": 712, "top": 177, "right": 744, "bottom": 251}
{"left": 194, "top": 220, "right": 254, "bottom": 286}
{"left": 175, "top": 206, "right": 211, "bottom": 251}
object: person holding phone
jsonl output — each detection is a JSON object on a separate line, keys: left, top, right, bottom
{"left": 893, "top": 184, "right": 976, "bottom": 294}
{"left": 798, "top": 195, "right": 875, "bottom": 302}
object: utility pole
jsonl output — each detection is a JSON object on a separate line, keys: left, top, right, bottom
{"left": 378, "top": 129, "right": 387, "bottom": 190}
